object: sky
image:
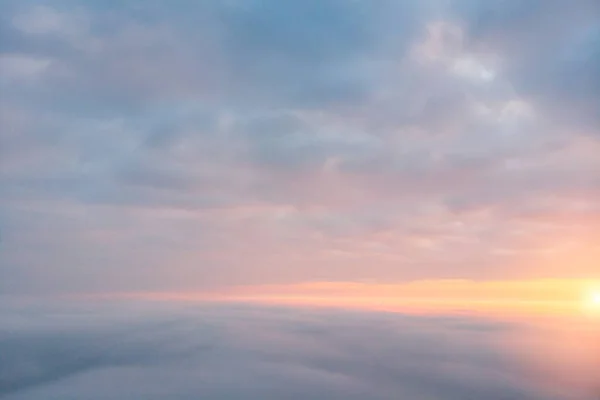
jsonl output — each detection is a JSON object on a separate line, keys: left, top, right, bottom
{"left": 1, "top": 2, "right": 600, "bottom": 399}
{"left": 1, "top": 0, "right": 599, "bottom": 304}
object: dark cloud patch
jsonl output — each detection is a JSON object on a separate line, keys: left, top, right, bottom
{"left": 0, "top": 301, "right": 219, "bottom": 396}
{"left": 454, "top": 0, "right": 600, "bottom": 131}
{"left": 221, "top": 0, "right": 373, "bottom": 63}
{"left": 1, "top": 301, "right": 593, "bottom": 399}
{"left": 453, "top": 0, "right": 548, "bottom": 40}
{"left": 235, "top": 113, "right": 382, "bottom": 172}
{"left": 116, "top": 163, "right": 194, "bottom": 191}
{"left": 0, "top": 0, "right": 422, "bottom": 114}
{"left": 217, "top": 0, "right": 378, "bottom": 106}
{"left": 528, "top": 24, "right": 600, "bottom": 129}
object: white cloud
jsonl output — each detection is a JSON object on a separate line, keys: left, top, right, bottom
{"left": 0, "top": 54, "right": 52, "bottom": 82}
{"left": 12, "top": 5, "right": 88, "bottom": 37}
{"left": 452, "top": 56, "right": 496, "bottom": 82}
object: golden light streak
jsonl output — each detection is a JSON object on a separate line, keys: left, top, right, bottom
{"left": 91, "top": 279, "right": 600, "bottom": 318}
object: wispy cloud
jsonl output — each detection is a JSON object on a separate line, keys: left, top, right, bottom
{"left": 0, "top": 0, "right": 599, "bottom": 295}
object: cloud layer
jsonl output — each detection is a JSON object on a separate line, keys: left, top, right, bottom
{"left": 1, "top": 0, "right": 599, "bottom": 294}
{"left": 1, "top": 300, "right": 598, "bottom": 399}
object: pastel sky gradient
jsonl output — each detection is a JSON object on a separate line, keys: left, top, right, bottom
{"left": 1, "top": 0, "right": 599, "bottom": 305}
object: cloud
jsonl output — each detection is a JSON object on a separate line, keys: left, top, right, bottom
{"left": 1, "top": 300, "right": 596, "bottom": 399}
{"left": 0, "top": 0, "right": 599, "bottom": 295}
{"left": 0, "top": 0, "right": 420, "bottom": 112}
{"left": 454, "top": 0, "right": 600, "bottom": 130}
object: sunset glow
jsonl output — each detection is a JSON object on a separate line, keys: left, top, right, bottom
{"left": 1, "top": 0, "right": 599, "bottom": 399}
{"left": 586, "top": 290, "right": 600, "bottom": 310}
{"left": 100, "top": 279, "right": 600, "bottom": 317}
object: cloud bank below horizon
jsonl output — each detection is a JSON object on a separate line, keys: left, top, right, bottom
{"left": 1, "top": 300, "right": 598, "bottom": 399}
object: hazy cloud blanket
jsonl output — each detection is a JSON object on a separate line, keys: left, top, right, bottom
{"left": 0, "top": 300, "right": 597, "bottom": 400}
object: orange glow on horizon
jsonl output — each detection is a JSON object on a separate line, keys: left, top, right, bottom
{"left": 88, "top": 278, "right": 600, "bottom": 318}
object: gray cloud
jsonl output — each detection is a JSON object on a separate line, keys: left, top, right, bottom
{"left": 1, "top": 301, "right": 595, "bottom": 399}
{"left": 0, "top": 0, "right": 422, "bottom": 114}
{"left": 1, "top": 0, "right": 599, "bottom": 294}
{"left": 454, "top": 0, "right": 600, "bottom": 130}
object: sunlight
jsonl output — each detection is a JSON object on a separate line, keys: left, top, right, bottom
{"left": 582, "top": 288, "right": 600, "bottom": 315}
{"left": 590, "top": 291, "right": 600, "bottom": 306}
